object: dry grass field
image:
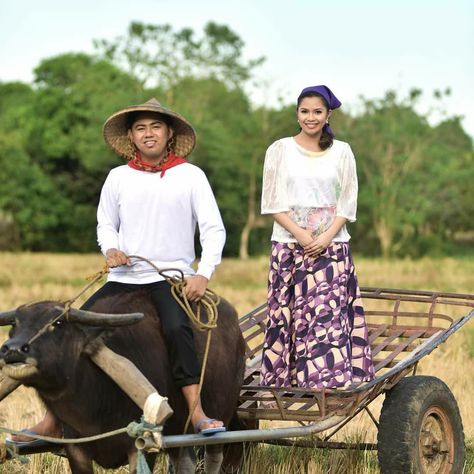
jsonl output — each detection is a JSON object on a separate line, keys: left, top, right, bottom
{"left": 0, "top": 252, "right": 473, "bottom": 473}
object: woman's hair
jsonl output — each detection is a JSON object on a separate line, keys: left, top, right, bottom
{"left": 297, "top": 91, "right": 333, "bottom": 150}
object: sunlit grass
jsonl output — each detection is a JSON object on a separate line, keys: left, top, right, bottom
{"left": 0, "top": 252, "right": 473, "bottom": 472}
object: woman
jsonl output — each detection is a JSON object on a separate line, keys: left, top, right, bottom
{"left": 259, "top": 85, "right": 374, "bottom": 391}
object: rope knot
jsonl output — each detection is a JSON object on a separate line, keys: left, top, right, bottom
{"left": 126, "top": 418, "right": 163, "bottom": 439}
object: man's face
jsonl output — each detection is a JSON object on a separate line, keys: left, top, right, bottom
{"left": 128, "top": 112, "right": 173, "bottom": 163}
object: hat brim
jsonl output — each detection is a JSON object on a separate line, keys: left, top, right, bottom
{"left": 103, "top": 102, "right": 196, "bottom": 159}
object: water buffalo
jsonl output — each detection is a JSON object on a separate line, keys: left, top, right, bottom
{"left": 0, "top": 289, "right": 246, "bottom": 473}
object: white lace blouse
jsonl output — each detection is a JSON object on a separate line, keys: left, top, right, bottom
{"left": 261, "top": 137, "right": 358, "bottom": 243}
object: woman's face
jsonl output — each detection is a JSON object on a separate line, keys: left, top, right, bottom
{"left": 297, "top": 96, "right": 331, "bottom": 137}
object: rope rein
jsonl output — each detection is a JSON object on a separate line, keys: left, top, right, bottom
{"left": 26, "top": 266, "right": 109, "bottom": 346}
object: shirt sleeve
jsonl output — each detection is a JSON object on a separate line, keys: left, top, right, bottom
{"left": 96, "top": 171, "right": 120, "bottom": 255}
{"left": 261, "top": 140, "right": 290, "bottom": 214}
{"left": 192, "top": 171, "right": 226, "bottom": 280}
{"left": 336, "top": 143, "right": 358, "bottom": 222}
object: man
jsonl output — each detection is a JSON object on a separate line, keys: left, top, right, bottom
{"left": 11, "top": 98, "right": 226, "bottom": 445}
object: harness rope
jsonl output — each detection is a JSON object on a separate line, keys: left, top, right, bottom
{"left": 2, "top": 256, "right": 220, "bottom": 469}
{"left": 26, "top": 266, "right": 109, "bottom": 346}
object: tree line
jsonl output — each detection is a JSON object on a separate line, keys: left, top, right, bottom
{"left": 0, "top": 22, "right": 472, "bottom": 258}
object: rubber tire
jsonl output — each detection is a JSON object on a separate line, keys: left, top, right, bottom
{"left": 378, "top": 376, "right": 465, "bottom": 474}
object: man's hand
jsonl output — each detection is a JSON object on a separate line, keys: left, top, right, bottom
{"left": 105, "top": 248, "right": 131, "bottom": 268}
{"left": 184, "top": 275, "right": 209, "bottom": 302}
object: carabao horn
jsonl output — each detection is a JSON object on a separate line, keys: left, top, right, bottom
{"left": 59, "top": 307, "right": 144, "bottom": 327}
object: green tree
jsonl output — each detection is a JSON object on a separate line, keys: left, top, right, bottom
{"left": 339, "top": 89, "right": 473, "bottom": 257}
{"left": 94, "top": 21, "right": 264, "bottom": 98}
{"left": 159, "top": 76, "right": 256, "bottom": 256}
{"left": 0, "top": 54, "right": 147, "bottom": 251}
{"left": 0, "top": 135, "right": 72, "bottom": 250}
{"left": 26, "top": 53, "right": 146, "bottom": 251}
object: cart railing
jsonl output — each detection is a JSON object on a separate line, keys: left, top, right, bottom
{"left": 237, "top": 287, "right": 474, "bottom": 422}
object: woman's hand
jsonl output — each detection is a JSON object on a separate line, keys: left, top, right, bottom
{"left": 105, "top": 248, "right": 131, "bottom": 268}
{"left": 295, "top": 229, "right": 315, "bottom": 248}
{"left": 303, "top": 231, "right": 333, "bottom": 257}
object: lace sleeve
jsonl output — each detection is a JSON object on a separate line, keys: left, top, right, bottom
{"left": 261, "top": 140, "right": 290, "bottom": 214}
{"left": 336, "top": 143, "right": 358, "bottom": 222}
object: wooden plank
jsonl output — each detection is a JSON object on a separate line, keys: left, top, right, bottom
{"left": 367, "top": 326, "right": 444, "bottom": 337}
{"left": 371, "top": 329, "right": 405, "bottom": 357}
{"left": 374, "top": 331, "right": 424, "bottom": 372}
{"left": 365, "top": 311, "right": 452, "bottom": 323}
{"left": 367, "top": 324, "right": 389, "bottom": 344}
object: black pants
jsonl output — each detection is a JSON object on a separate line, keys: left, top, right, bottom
{"left": 81, "top": 280, "right": 200, "bottom": 388}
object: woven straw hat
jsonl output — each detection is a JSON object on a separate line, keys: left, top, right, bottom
{"left": 103, "top": 98, "right": 196, "bottom": 159}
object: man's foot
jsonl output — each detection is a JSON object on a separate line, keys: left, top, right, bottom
{"left": 6, "top": 429, "right": 62, "bottom": 449}
{"left": 194, "top": 418, "right": 226, "bottom": 436}
{"left": 10, "top": 417, "right": 62, "bottom": 442}
{"left": 181, "top": 383, "right": 225, "bottom": 436}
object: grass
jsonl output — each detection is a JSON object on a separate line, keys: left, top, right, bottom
{"left": 0, "top": 252, "right": 473, "bottom": 473}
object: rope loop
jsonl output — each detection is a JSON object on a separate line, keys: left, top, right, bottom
{"left": 126, "top": 419, "right": 163, "bottom": 439}
{"left": 127, "top": 256, "right": 220, "bottom": 332}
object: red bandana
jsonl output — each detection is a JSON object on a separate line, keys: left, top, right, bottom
{"left": 128, "top": 152, "right": 187, "bottom": 177}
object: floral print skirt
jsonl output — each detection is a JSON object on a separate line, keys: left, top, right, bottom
{"left": 260, "top": 241, "right": 375, "bottom": 389}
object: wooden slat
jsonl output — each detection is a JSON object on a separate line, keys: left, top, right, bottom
{"left": 368, "top": 324, "right": 389, "bottom": 344}
{"left": 374, "top": 331, "right": 424, "bottom": 372}
{"left": 371, "top": 329, "right": 405, "bottom": 356}
{"left": 367, "top": 325, "right": 443, "bottom": 337}
{"left": 374, "top": 343, "right": 418, "bottom": 353}
{"left": 365, "top": 310, "right": 453, "bottom": 323}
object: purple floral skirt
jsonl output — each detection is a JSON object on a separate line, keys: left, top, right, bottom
{"left": 260, "top": 241, "right": 375, "bottom": 389}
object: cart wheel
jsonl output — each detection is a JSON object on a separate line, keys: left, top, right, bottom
{"left": 378, "top": 375, "right": 465, "bottom": 474}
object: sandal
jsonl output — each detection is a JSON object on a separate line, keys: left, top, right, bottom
{"left": 194, "top": 418, "right": 226, "bottom": 436}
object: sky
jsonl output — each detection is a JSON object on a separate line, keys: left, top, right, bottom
{"left": 1, "top": 0, "right": 473, "bottom": 136}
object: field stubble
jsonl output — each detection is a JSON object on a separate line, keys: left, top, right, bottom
{"left": 0, "top": 252, "right": 473, "bottom": 473}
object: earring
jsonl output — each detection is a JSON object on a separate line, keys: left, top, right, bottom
{"left": 325, "top": 119, "right": 329, "bottom": 124}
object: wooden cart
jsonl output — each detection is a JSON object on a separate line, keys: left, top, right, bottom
{"left": 231, "top": 287, "right": 474, "bottom": 473}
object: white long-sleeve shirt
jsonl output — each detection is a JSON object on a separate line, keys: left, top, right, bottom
{"left": 261, "top": 138, "right": 358, "bottom": 243}
{"left": 97, "top": 163, "right": 226, "bottom": 283}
